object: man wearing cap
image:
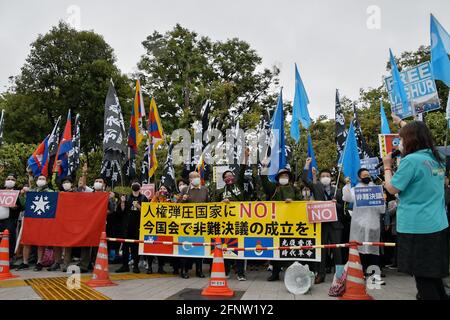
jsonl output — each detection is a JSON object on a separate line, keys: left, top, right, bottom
{"left": 213, "top": 149, "right": 250, "bottom": 281}
{"left": 0, "top": 173, "right": 22, "bottom": 262}
{"left": 260, "top": 163, "right": 301, "bottom": 281}
{"left": 178, "top": 171, "right": 210, "bottom": 279}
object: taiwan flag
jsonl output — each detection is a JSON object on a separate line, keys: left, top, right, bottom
{"left": 21, "top": 192, "right": 109, "bottom": 247}
{"left": 143, "top": 235, "right": 173, "bottom": 255}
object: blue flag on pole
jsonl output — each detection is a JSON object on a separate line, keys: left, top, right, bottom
{"left": 306, "top": 133, "right": 318, "bottom": 181}
{"left": 380, "top": 99, "right": 391, "bottom": 134}
{"left": 430, "top": 14, "right": 450, "bottom": 87}
{"left": 268, "top": 89, "right": 287, "bottom": 182}
{"left": 290, "top": 63, "right": 311, "bottom": 143}
{"left": 389, "top": 49, "right": 410, "bottom": 115}
{"left": 339, "top": 122, "right": 361, "bottom": 187}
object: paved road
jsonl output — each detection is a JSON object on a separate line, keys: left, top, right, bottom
{"left": 0, "top": 264, "right": 430, "bottom": 300}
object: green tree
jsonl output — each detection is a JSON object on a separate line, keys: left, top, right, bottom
{"left": 137, "top": 24, "right": 280, "bottom": 134}
{"left": 3, "top": 21, "right": 132, "bottom": 155}
{"left": 0, "top": 143, "right": 38, "bottom": 187}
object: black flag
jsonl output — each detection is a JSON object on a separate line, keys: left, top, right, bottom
{"left": 352, "top": 104, "right": 373, "bottom": 160}
{"left": 46, "top": 116, "right": 62, "bottom": 177}
{"left": 160, "top": 143, "right": 176, "bottom": 191}
{"left": 335, "top": 89, "right": 347, "bottom": 163}
{"left": 68, "top": 113, "right": 81, "bottom": 177}
{"left": 101, "top": 81, "right": 127, "bottom": 187}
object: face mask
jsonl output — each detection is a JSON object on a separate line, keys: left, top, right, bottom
{"left": 179, "top": 185, "right": 188, "bottom": 193}
{"left": 361, "top": 177, "right": 371, "bottom": 185}
{"left": 279, "top": 178, "right": 289, "bottom": 186}
{"left": 191, "top": 178, "right": 201, "bottom": 187}
{"left": 320, "top": 177, "right": 331, "bottom": 186}
{"left": 36, "top": 180, "right": 47, "bottom": 188}
{"left": 5, "top": 180, "right": 15, "bottom": 189}
{"left": 224, "top": 177, "right": 235, "bottom": 185}
{"left": 131, "top": 184, "right": 140, "bottom": 192}
{"left": 302, "top": 191, "right": 310, "bottom": 198}
{"left": 159, "top": 191, "right": 167, "bottom": 196}
{"left": 62, "top": 182, "right": 72, "bottom": 191}
{"left": 94, "top": 182, "right": 103, "bottom": 191}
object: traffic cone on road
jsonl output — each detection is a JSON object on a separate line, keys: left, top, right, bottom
{"left": 85, "top": 232, "right": 117, "bottom": 287}
{"left": 340, "top": 244, "right": 373, "bottom": 300}
{"left": 202, "top": 237, "right": 234, "bottom": 298}
{"left": 0, "top": 230, "right": 18, "bottom": 280}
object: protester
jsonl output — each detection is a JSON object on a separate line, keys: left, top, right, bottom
{"left": 214, "top": 149, "right": 250, "bottom": 281}
{"left": 342, "top": 169, "right": 386, "bottom": 286}
{"left": 116, "top": 181, "right": 148, "bottom": 274}
{"left": 16, "top": 172, "right": 54, "bottom": 271}
{"left": 383, "top": 120, "right": 449, "bottom": 300}
{"left": 261, "top": 164, "right": 300, "bottom": 281}
{"left": 106, "top": 191, "right": 123, "bottom": 264}
{"left": 0, "top": 174, "right": 22, "bottom": 263}
{"left": 147, "top": 184, "right": 171, "bottom": 275}
{"left": 178, "top": 171, "right": 209, "bottom": 279}
{"left": 302, "top": 157, "right": 344, "bottom": 284}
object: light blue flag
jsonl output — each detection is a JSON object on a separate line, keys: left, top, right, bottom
{"left": 389, "top": 49, "right": 409, "bottom": 115}
{"left": 446, "top": 91, "right": 450, "bottom": 129}
{"left": 380, "top": 99, "right": 391, "bottom": 134}
{"left": 430, "top": 14, "right": 450, "bottom": 87}
{"left": 306, "top": 133, "right": 318, "bottom": 181}
{"left": 290, "top": 63, "right": 311, "bottom": 143}
{"left": 339, "top": 121, "right": 361, "bottom": 187}
{"left": 268, "top": 89, "right": 287, "bottom": 182}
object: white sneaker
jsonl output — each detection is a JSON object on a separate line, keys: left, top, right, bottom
{"left": 267, "top": 265, "right": 273, "bottom": 272}
{"left": 237, "top": 275, "right": 247, "bottom": 281}
{"left": 371, "top": 274, "right": 386, "bottom": 285}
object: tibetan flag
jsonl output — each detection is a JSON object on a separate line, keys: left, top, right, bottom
{"left": 196, "top": 152, "right": 206, "bottom": 186}
{"left": 54, "top": 110, "right": 72, "bottom": 177}
{"left": 128, "top": 80, "right": 145, "bottom": 153}
{"left": 147, "top": 98, "right": 164, "bottom": 178}
{"left": 21, "top": 192, "right": 108, "bottom": 247}
{"left": 27, "top": 136, "right": 49, "bottom": 177}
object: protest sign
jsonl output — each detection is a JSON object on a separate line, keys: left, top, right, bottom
{"left": 354, "top": 185, "right": 385, "bottom": 208}
{"left": 306, "top": 201, "right": 337, "bottom": 223}
{"left": 139, "top": 201, "right": 321, "bottom": 261}
{"left": 0, "top": 190, "right": 20, "bottom": 208}
{"left": 379, "top": 134, "right": 400, "bottom": 158}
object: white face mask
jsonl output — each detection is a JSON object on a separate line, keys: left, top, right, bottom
{"left": 94, "top": 182, "right": 104, "bottom": 191}
{"left": 5, "top": 180, "right": 15, "bottom": 189}
{"left": 179, "top": 185, "right": 188, "bottom": 193}
{"left": 302, "top": 191, "right": 310, "bottom": 198}
{"left": 191, "top": 178, "right": 201, "bottom": 187}
{"left": 279, "top": 178, "right": 289, "bottom": 186}
{"left": 36, "top": 179, "right": 47, "bottom": 188}
{"left": 320, "top": 177, "right": 331, "bottom": 186}
{"left": 62, "top": 183, "right": 72, "bottom": 191}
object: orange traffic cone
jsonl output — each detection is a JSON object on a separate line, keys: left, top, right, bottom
{"left": 202, "top": 237, "right": 234, "bottom": 298}
{"left": 340, "top": 244, "right": 373, "bottom": 300}
{"left": 0, "top": 230, "right": 18, "bottom": 280}
{"left": 85, "top": 232, "right": 117, "bottom": 287}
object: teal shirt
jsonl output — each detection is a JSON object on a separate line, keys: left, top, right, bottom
{"left": 391, "top": 149, "right": 448, "bottom": 234}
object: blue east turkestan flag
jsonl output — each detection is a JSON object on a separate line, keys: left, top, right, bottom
{"left": 290, "top": 63, "right": 311, "bottom": 143}
{"left": 339, "top": 121, "right": 361, "bottom": 187}
{"left": 306, "top": 133, "right": 318, "bottom": 181}
{"left": 389, "top": 49, "right": 410, "bottom": 115}
{"left": 380, "top": 100, "right": 391, "bottom": 134}
{"left": 430, "top": 14, "right": 450, "bottom": 87}
{"left": 268, "top": 89, "right": 287, "bottom": 182}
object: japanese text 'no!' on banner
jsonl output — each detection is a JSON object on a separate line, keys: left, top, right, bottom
{"left": 139, "top": 201, "right": 321, "bottom": 261}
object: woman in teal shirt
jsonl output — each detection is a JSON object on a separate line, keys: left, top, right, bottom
{"left": 383, "top": 120, "right": 449, "bottom": 300}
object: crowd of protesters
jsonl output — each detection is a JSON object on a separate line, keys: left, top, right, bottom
{"left": 0, "top": 116, "right": 449, "bottom": 300}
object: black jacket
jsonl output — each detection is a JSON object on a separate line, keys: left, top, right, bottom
{"left": 301, "top": 169, "right": 344, "bottom": 229}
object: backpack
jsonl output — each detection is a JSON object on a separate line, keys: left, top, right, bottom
{"left": 40, "top": 248, "right": 55, "bottom": 267}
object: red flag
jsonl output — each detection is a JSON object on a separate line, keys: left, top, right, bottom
{"left": 21, "top": 192, "right": 108, "bottom": 247}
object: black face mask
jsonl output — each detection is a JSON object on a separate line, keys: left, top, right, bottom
{"left": 361, "top": 177, "right": 371, "bottom": 185}
{"left": 131, "top": 184, "right": 140, "bottom": 192}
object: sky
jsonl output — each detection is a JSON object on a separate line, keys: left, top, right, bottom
{"left": 0, "top": 0, "right": 449, "bottom": 120}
